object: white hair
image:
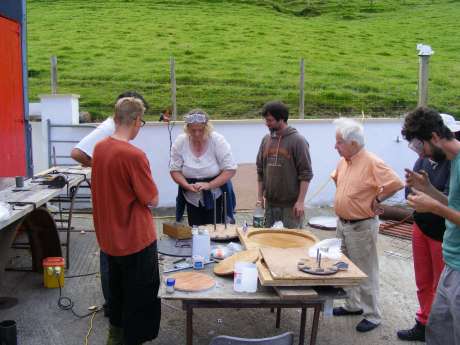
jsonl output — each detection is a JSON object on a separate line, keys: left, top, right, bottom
{"left": 333, "top": 117, "right": 365, "bottom": 147}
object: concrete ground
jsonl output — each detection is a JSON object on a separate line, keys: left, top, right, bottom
{"left": 0, "top": 207, "right": 422, "bottom": 345}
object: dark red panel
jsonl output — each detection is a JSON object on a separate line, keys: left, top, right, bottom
{"left": 0, "top": 16, "right": 26, "bottom": 176}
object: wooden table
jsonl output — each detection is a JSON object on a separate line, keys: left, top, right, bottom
{"left": 160, "top": 264, "right": 345, "bottom": 345}
{"left": 0, "top": 166, "right": 91, "bottom": 277}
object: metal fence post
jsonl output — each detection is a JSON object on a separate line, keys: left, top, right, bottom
{"left": 417, "top": 44, "right": 434, "bottom": 107}
{"left": 47, "top": 119, "right": 52, "bottom": 168}
{"left": 170, "top": 56, "right": 177, "bottom": 121}
{"left": 50, "top": 56, "right": 58, "bottom": 94}
{"left": 299, "top": 58, "right": 305, "bottom": 119}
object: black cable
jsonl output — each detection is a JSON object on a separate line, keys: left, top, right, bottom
{"left": 65, "top": 272, "right": 99, "bottom": 279}
{"left": 167, "top": 120, "right": 176, "bottom": 167}
{"left": 55, "top": 271, "right": 101, "bottom": 319}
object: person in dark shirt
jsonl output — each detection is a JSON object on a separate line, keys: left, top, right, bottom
{"left": 397, "top": 144, "right": 451, "bottom": 341}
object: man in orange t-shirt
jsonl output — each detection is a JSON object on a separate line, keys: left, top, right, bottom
{"left": 92, "top": 97, "right": 160, "bottom": 345}
{"left": 331, "top": 118, "right": 404, "bottom": 333}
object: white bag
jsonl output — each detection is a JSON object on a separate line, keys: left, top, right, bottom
{"left": 0, "top": 202, "right": 12, "bottom": 222}
{"left": 271, "top": 221, "right": 284, "bottom": 229}
{"left": 308, "top": 238, "right": 342, "bottom": 260}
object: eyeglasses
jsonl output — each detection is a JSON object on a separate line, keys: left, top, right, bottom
{"left": 408, "top": 138, "right": 424, "bottom": 155}
{"left": 140, "top": 119, "right": 146, "bottom": 127}
{"left": 184, "top": 113, "right": 207, "bottom": 124}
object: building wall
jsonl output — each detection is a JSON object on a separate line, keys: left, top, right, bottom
{"left": 33, "top": 118, "right": 416, "bottom": 207}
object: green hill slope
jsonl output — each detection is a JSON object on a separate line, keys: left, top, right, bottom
{"left": 27, "top": 0, "right": 460, "bottom": 119}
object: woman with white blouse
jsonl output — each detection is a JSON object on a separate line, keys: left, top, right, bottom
{"left": 170, "top": 109, "right": 237, "bottom": 226}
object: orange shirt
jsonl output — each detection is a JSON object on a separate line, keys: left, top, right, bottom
{"left": 91, "top": 137, "right": 158, "bottom": 256}
{"left": 332, "top": 148, "right": 403, "bottom": 220}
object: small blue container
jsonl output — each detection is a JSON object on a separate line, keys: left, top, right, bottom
{"left": 192, "top": 255, "right": 205, "bottom": 270}
{"left": 166, "top": 278, "right": 176, "bottom": 293}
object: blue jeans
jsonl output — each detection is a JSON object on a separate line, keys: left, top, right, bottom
{"left": 100, "top": 250, "right": 110, "bottom": 307}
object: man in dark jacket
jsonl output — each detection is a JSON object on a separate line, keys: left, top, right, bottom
{"left": 256, "top": 101, "right": 313, "bottom": 228}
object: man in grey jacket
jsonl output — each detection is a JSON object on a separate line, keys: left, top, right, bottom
{"left": 256, "top": 101, "right": 313, "bottom": 228}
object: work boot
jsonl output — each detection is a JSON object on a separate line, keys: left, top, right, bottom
{"left": 106, "top": 325, "right": 123, "bottom": 345}
{"left": 333, "top": 306, "right": 363, "bottom": 316}
{"left": 397, "top": 320, "right": 426, "bottom": 341}
{"left": 356, "top": 319, "right": 379, "bottom": 332}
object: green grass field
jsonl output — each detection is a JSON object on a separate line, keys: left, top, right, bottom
{"left": 27, "top": 0, "right": 460, "bottom": 120}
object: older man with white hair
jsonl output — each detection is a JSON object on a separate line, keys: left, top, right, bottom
{"left": 331, "top": 118, "right": 404, "bottom": 332}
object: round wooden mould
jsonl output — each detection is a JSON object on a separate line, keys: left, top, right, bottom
{"left": 247, "top": 230, "right": 316, "bottom": 249}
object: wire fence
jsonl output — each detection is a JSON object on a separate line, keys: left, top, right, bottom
{"left": 33, "top": 53, "right": 450, "bottom": 121}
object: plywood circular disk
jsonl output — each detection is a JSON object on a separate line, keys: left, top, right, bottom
{"left": 213, "top": 250, "right": 260, "bottom": 276}
{"left": 202, "top": 224, "right": 239, "bottom": 241}
{"left": 169, "top": 272, "right": 216, "bottom": 292}
{"left": 247, "top": 230, "right": 316, "bottom": 249}
{"left": 308, "top": 216, "right": 337, "bottom": 230}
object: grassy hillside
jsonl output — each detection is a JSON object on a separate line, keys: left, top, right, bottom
{"left": 27, "top": 0, "right": 460, "bottom": 120}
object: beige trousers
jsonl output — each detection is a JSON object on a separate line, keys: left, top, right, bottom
{"left": 336, "top": 217, "right": 382, "bottom": 324}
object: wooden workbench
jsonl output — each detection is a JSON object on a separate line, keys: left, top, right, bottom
{"left": 0, "top": 166, "right": 91, "bottom": 278}
{"left": 0, "top": 166, "right": 90, "bottom": 230}
{"left": 160, "top": 264, "right": 345, "bottom": 345}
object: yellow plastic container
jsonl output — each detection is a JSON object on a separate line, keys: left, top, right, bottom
{"left": 43, "top": 257, "right": 65, "bottom": 288}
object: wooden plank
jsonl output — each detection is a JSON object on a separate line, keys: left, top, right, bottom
{"left": 274, "top": 286, "right": 318, "bottom": 300}
{"left": 257, "top": 255, "right": 366, "bottom": 287}
{"left": 257, "top": 260, "right": 362, "bottom": 287}
{"left": 260, "top": 247, "right": 366, "bottom": 284}
{"left": 0, "top": 205, "right": 34, "bottom": 230}
{"left": 213, "top": 250, "right": 259, "bottom": 276}
{"left": 0, "top": 166, "right": 89, "bottom": 231}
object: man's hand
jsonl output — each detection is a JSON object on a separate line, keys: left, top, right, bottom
{"left": 371, "top": 197, "right": 384, "bottom": 216}
{"left": 293, "top": 201, "right": 305, "bottom": 218}
{"left": 408, "top": 188, "right": 441, "bottom": 213}
{"left": 405, "top": 168, "right": 431, "bottom": 193}
{"left": 256, "top": 199, "right": 265, "bottom": 209}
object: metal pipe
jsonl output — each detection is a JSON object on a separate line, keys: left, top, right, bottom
{"left": 213, "top": 194, "right": 216, "bottom": 230}
{"left": 223, "top": 192, "right": 227, "bottom": 229}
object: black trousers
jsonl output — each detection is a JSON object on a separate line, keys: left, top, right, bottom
{"left": 108, "top": 241, "right": 161, "bottom": 345}
{"left": 186, "top": 195, "right": 224, "bottom": 226}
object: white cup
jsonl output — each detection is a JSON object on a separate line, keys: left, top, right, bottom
{"left": 233, "top": 262, "right": 258, "bottom": 293}
{"left": 241, "top": 263, "right": 258, "bottom": 293}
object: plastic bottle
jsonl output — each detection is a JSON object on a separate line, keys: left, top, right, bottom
{"left": 192, "top": 225, "right": 199, "bottom": 235}
{"left": 192, "top": 227, "right": 210, "bottom": 261}
{"left": 253, "top": 205, "right": 264, "bottom": 228}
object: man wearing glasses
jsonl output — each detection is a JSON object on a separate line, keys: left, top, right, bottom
{"left": 70, "top": 91, "right": 149, "bottom": 319}
{"left": 402, "top": 108, "right": 460, "bottom": 345}
{"left": 92, "top": 97, "right": 161, "bottom": 345}
{"left": 397, "top": 113, "right": 458, "bottom": 342}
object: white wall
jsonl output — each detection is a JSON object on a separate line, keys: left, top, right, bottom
{"left": 31, "top": 121, "right": 47, "bottom": 173}
{"left": 32, "top": 118, "right": 417, "bottom": 207}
